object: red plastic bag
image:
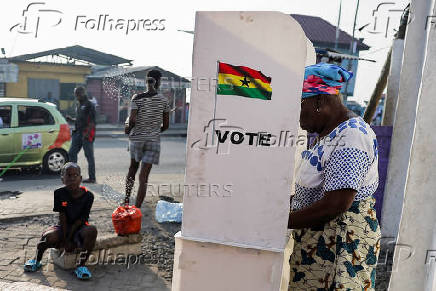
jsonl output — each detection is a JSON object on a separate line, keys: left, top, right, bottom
{"left": 112, "top": 205, "right": 142, "bottom": 235}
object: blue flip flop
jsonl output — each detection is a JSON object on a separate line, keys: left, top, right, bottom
{"left": 23, "top": 259, "right": 42, "bottom": 272}
{"left": 74, "top": 266, "right": 92, "bottom": 280}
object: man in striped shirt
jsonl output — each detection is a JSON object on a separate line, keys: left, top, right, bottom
{"left": 125, "top": 70, "right": 170, "bottom": 208}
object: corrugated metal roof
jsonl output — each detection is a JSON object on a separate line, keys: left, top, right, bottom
{"left": 9, "top": 45, "right": 132, "bottom": 66}
{"left": 291, "top": 14, "right": 370, "bottom": 51}
{"left": 89, "top": 66, "right": 154, "bottom": 78}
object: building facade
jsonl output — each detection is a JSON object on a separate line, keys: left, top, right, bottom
{"left": 4, "top": 61, "right": 90, "bottom": 115}
{"left": 292, "top": 14, "right": 371, "bottom": 99}
{"left": 87, "top": 66, "right": 189, "bottom": 124}
{"left": 3, "top": 46, "right": 189, "bottom": 124}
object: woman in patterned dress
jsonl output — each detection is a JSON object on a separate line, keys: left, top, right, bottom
{"left": 288, "top": 63, "right": 381, "bottom": 290}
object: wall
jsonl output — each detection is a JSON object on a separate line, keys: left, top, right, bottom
{"left": 6, "top": 62, "right": 90, "bottom": 98}
{"left": 371, "top": 126, "right": 393, "bottom": 223}
{"left": 87, "top": 78, "right": 119, "bottom": 123}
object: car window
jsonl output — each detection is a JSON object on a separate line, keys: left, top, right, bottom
{"left": 18, "top": 105, "right": 55, "bottom": 127}
{"left": 0, "top": 106, "right": 11, "bottom": 128}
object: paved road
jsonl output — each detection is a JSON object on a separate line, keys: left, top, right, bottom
{"left": 1, "top": 136, "right": 186, "bottom": 190}
{"left": 1, "top": 136, "right": 187, "bottom": 219}
{"left": 2, "top": 136, "right": 186, "bottom": 180}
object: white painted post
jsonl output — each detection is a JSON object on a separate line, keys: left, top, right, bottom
{"left": 279, "top": 38, "right": 316, "bottom": 291}
{"left": 380, "top": 0, "right": 433, "bottom": 240}
{"left": 389, "top": 2, "right": 436, "bottom": 288}
{"left": 381, "top": 39, "right": 405, "bottom": 126}
{"left": 171, "top": 12, "right": 310, "bottom": 291}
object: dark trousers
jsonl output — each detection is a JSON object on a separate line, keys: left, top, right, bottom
{"left": 69, "top": 131, "right": 96, "bottom": 180}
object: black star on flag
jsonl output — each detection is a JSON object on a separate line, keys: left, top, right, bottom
{"left": 239, "top": 76, "right": 250, "bottom": 87}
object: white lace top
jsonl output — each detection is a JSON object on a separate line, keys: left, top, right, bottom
{"left": 291, "top": 117, "right": 379, "bottom": 211}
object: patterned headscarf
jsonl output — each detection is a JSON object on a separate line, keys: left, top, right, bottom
{"left": 302, "top": 63, "right": 353, "bottom": 99}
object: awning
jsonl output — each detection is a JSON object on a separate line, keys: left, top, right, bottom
{"left": 325, "top": 51, "right": 376, "bottom": 63}
{"left": 315, "top": 48, "right": 376, "bottom": 63}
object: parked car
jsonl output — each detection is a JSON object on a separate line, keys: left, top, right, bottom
{"left": 0, "top": 98, "right": 71, "bottom": 173}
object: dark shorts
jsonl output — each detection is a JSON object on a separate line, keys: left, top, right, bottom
{"left": 42, "top": 225, "right": 87, "bottom": 249}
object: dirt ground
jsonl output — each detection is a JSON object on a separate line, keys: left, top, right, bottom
{"left": 0, "top": 189, "right": 392, "bottom": 290}
{"left": 0, "top": 199, "right": 181, "bottom": 289}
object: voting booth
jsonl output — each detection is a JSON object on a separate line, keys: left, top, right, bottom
{"left": 172, "top": 12, "right": 314, "bottom": 291}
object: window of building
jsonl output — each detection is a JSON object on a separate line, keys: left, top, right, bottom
{"left": 0, "top": 106, "right": 11, "bottom": 128}
{"left": 0, "top": 83, "right": 5, "bottom": 97}
{"left": 18, "top": 105, "right": 54, "bottom": 127}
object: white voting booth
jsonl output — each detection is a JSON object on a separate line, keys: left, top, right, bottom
{"left": 172, "top": 12, "right": 313, "bottom": 291}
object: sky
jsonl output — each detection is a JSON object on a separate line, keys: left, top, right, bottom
{"left": 0, "top": 0, "right": 410, "bottom": 104}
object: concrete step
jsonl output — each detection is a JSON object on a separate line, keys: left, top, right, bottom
{"left": 50, "top": 233, "right": 143, "bottom": 270}
{"left": 96, "top": 123, "right": 187, "bottom": 130}
{"left": 94, "top": 123, "right": 187, "bottom": 138}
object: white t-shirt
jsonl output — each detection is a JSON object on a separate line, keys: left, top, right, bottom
{"left": 291, "top": 117, "right": 379, "bottom": 211}
{"left": 129, "top": 93, "right": 170, "bottom": 142}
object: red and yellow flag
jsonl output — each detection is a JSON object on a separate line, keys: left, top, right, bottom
{"left": 217, "top": 62, "right": 272, "bottom": 100}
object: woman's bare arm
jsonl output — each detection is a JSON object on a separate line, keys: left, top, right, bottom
{"left": 288, "top": 189, "right": 356, "bottom": 229}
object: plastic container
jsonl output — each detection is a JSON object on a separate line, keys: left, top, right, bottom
{"left": 112, "top": 205, "right": 142, "bottom": 235}
{"left": 155, "top": 200, "right": 183, "bottom": 223}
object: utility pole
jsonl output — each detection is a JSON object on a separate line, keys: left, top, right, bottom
{"left": 366, "top": 5, "right": 409, "bottom": 124}
{"left": 334, "top": 0, "right": 342, "bottom": 50}
{"left": 343, "top": 0, "right": 360, "bottom": 103}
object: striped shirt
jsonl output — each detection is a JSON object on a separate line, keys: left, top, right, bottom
{"left": 128, "top": 93, "right": 170, "bottom": 142}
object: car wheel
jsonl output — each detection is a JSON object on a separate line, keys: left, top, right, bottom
{"left": 43, "top": 149, "right": 68, "bottom": 174}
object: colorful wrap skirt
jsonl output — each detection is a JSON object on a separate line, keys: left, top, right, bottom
{"left": 289, "top": 197, "right": 381, "bottom": 290}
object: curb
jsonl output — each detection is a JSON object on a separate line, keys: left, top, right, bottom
{"left": 0, "top": 207, "right": 112, "bottom": 224}
{"left": 96, "top": 132, "right": 187, "bottom": 138}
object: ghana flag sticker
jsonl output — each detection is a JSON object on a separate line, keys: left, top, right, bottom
{"left": 217, "top": 61, "right": 272, "bottom": 100}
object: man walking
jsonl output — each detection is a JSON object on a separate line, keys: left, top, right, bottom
{"left": 125, "top": 70, "right": 170, "bottom": 208}
{"left": 67, "top": 86, "right": 96, "bottom": 183}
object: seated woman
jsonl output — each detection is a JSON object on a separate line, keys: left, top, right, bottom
{"left": 288, "top": 63, "right": 380, "bottom": 290}
{"left": 24, "top": 163, "right": 97, "bottom": 280}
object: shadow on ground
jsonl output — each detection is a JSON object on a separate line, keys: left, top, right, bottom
{"left": 0, "top": 168, "right": 59, "bottom": 182}
{"left": 22, "top": 262, "right": 170, "bottom": 291}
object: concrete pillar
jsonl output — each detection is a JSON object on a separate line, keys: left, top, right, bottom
{"left": 380, "top": 0, "right": 433, "bottom": 240}
{"left": 172, "top": 12, "right": 310, "bottom": 291}
{"left": 279, "top": 39, "right": 316, "bottom": 291}
{"left": 382, "top": 39, "right": 405, "bottom": 126}
{"left": 388, "top": 3, "right": 436, "bottom": 288}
